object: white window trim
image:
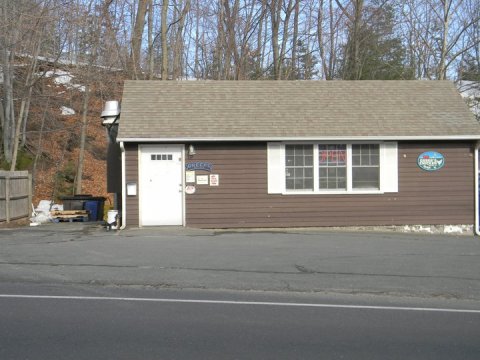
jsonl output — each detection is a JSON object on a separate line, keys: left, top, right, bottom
{"left": 267, "top": 142, "right": 398, "bottom": 195}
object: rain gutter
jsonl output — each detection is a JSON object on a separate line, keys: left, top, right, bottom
{"left": 120, "top": 141, "right": 126, "bottom": 230}
{"left": 475, "top": 142, "right": 480, "bottom": 236}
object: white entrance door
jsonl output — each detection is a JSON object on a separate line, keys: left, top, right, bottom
{"left": 139, "top": 145, "right": 183, "bottom": 226}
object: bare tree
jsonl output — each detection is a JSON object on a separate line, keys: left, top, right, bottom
{"left": 75, "top": 0, "right": 106, "bottom": 194}
{"left": 131, "top": 0, "right": 148, "bottom": 79}
{"left": 317, "top": 0, "right": 343, "bottom": 79}
{"left": 172, "top": 0, "right": 191, "bottom": 79}
{"left": 334, "top": 0, "right": 364, "bottom": 79}
{"left": 161, "top": 0, "right": 169, "bottom": 80}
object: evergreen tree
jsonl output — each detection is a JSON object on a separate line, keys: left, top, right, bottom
{"left": 340, "top": 4, "right": 414, "bottom": 80}
{"left": 459, "top": 55, "right": 480, "bottom": 82}
{"left": 296, "top": 40, "right": 319, "bottom": 80}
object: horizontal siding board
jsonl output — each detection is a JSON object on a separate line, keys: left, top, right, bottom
{"left": 187, "top": 192, "right": 473, "bottom": 201}
{"left": 186, "top": 202, "right": 472, "bottom": 212}
{"left": 188, "top": 207, "right": 473, "bottom": 218}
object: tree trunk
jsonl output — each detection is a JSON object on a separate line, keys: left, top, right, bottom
{"left": 256, "top": 0, "right": 267, "bottom": 78}
{"left": 290, "top": 0, "right": 300, "bottom": 79}
{"left": 351, "top": 0, "right": 364, "bottom": 79}
{"left": 335, "top": 0, "right": 364, "bottom": 79}
{"left": 131, "top": 0, "right": 148, "bottom": 79}
{"left": 270, "top": 0, "right": 282, "bottom": 79}
{"left": 1, "top": 46, "right": 15, "bottom": 164}
{"left": 216, "top": 0, "right": 226, "bottom": 79}
{"left": 224, "top": 0, "right": 240, "bottom": 80}
{"left": 438, "top": 0, "right": 451, "bottom": 80}
{"left": 173, "top": 0, "right": 191, "bottom": 80}
{"left": 75, "top": 84, "right": 90, "bottom": 195}
{"left": 11, "top": 38, "right": 41, "bottom": 170}
{"left": 278, "top": 0, "right": 294, "bottom": 80}
{"left": 161, "top": 0, "right": 169, "bottom": 80}
{"left": 147, "top": 0, "right": 154, "bottom": 79}
{"left": 194, "top": 0, "right": 200, "bottom": 79}
{"left": 32, "top": 96, "right": 50, "bottom": 190}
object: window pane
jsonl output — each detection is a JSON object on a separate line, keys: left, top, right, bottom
{"left": 352, "top": 167, "right": 380, "bottom": 189}
{"left": 304, "top": 178, "right": 313, "bottom": 189}
{"left": 305, "top": 155, "right": 313, "bottom": 166}
{"left": 352, "top": 154, "right": 360, "bottom": 166}
{"left": 304, "top": 167, "right": 313, "bottom": 178}
{"left": 295, "top": 155, "right": 304, "bottom": 166}
{"left": 285, "top": 145, "right": 314, "bottom": 190}
{"left": 286, "top": 156, "right": 294, "bottom": 166}
{"left": 353, "top": 144, "right": 379, "bottom": 166}
{"left": 286, "top": 179, "right": 294, "bottom": 189}
{"left": 352, "top": 144, "right": 380, "bottom": 190}
{"left": 319, "top": 144, "right": 347, "bottom": 190}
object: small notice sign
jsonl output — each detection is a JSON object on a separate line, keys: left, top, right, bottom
{"left": 210, "top": 174, "right": 219, "bottom": 186}
{"left": 196, "top": 175, "right": 209, "bottom": 185}
{"left": 186, "top": 171, "right": 195, "bottom": 183}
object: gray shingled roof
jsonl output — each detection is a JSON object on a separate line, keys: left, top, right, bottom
{"left": 117, "top": 80, "right": 480, "bottom": 141}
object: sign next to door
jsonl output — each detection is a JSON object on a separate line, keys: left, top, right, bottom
{"left": 417, "top": 151, "right": 445, "bottom": 171}
{"left": 186, "top": 162, "right": 213, "bottom": 172}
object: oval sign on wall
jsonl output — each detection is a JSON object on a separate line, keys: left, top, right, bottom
{"left": 417, "top": 151, "right": 445, "bottom": 171}
{"left": 185, "top": 185, "right": 196, "bottom": 194}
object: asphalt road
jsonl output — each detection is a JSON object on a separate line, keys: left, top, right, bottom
{"left": 1, "top": 224, "right": 480, "bottom": 358}
{"left": 1, "top": 284, "right": 480, "bottom": 360}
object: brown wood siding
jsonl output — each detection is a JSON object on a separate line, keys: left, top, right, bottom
{"left": 125, "top": 143, "right": 139, "bottom": 226}
{"left": 185, "top": 142, "right": 475, "bottom": 228}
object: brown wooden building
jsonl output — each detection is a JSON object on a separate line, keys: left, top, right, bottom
{"left": 108, "top": 81, "right": 480, "bottom": 232}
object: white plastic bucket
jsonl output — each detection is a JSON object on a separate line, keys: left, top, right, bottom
{"left": 107, "top": 210, "right": 119, "bottom": 229}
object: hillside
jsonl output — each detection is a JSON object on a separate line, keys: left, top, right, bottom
{"left": 12, "top": 61, "right": 126, "bottom": 207}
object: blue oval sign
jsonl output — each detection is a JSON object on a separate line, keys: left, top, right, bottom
{"left": 417, "top": 151, "right": 445, "bottom": 171}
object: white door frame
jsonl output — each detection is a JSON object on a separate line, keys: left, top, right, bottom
{"left": 138, "top": 144, "right": 185, "bottom": 226}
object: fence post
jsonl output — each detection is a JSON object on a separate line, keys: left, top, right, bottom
{"left": 5, "top": 174, "right": 10, "bottom": 223}
{"left": 28, "top": 173, "right": 32, "bottom": 218}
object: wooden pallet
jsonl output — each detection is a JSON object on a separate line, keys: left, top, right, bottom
{"left": 51, "top": 210, "right": 89, "bottom": 222}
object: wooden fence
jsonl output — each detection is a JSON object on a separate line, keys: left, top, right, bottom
{"left": 0, "top": 171, "right": 32, "bottom": 223}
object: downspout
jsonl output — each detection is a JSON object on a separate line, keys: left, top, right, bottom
{"left": 475, "top": 142, "right": 480, "bottom": 236}
{"left": 120, "top": 141, "right": 127, "bottom": 230}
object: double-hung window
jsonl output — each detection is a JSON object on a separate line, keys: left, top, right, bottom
{"left": 352, "top": 144, "right": 380, "bottom": 189}
{"left": 268, "top": 142, "right": 397, "bottom": 195}
{"left": 318, "top": 144, "right": 347, "bottom": 190}
{"left": 285, "top": 145, "right": 314, "bottom": 190}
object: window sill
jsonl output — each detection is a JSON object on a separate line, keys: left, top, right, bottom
{"left": 283, "top": 190, "right": 384, "bottom": 195}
